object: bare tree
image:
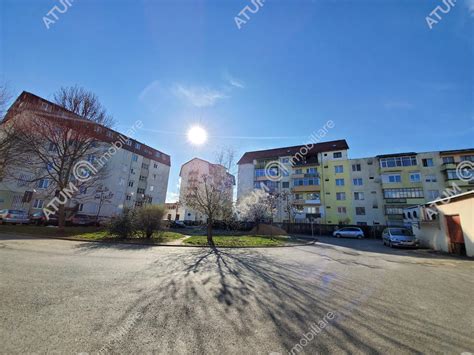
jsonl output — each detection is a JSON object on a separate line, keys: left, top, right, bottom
{"left": 214, "top": 146, "right": 236, "bottom": 174}
{"left": 182, "top": 168, "right": 234, "bottom": 246}
{"left": 0, "top": 82, "right": 12, "bottom": 119}
{"left": 9, "top": 86, "right": 114, "bottom": 231}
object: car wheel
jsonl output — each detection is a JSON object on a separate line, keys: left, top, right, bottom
{"left": 389, "top": 241, "right": 393, "bottom": 248}
{"left": 357, "top": 235, "right": 363, "bottom": 239}
{"left": 335, "top": 233, "right": 341, "bottom": 238}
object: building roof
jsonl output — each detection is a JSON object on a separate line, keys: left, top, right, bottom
{"left": 179, "top": 157, "right": 236, "bottom": 185}
{"left": 439, "top": 148, "right": 474, "bottom": 155}
{"left": 237, "top": 139, "right": 349, "bottom": 165}
{"left": 2, "top": 91, "right": 171, "bottom": 166}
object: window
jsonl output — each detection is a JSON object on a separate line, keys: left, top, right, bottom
{"left": 442, "top": 156, "right": 454, "bottom": 164}
{"left": 382, "top": 174, "right": 401, "bottom": 183}
{"left": 293, "top": 178, "right": 320, "bottom": 186}
{"left": 354, "top": 192, "right": 364, "bottom": 200}
{"left": 425, "top": 174, "right": 437, "bottom": 182}
{"left": 353, "top": 178, "right": 363, "bottom": 186}
{"left": 137, "top": 188, "right": 145, "bottom": 194}
{"left": 307, "top": 193, "right": 320, "bottom": 200}
{"left": 383, "top": 188, "right": 424, "bottom": 199}
{"left": 126, "top": 195, "right": 132, "bottom": 201}
{"left": 337, "top": 206, "right": 347, "bottom": 214}
{"left": 106, "top": 131, "right": 113, "bottom": 138}
{"left": 128, "top": 181, "right": 134, "bottom": 187}
{"left": 17, "top": 174, "right": 30, "bottom": 187}
{"left": 119, "top": 178, "right": 125, "bottom": 186}
{"left": 461, "top": 155, "right": 474, "bottom": 162}
{"left": 132, "top": 154, "right": 138, "bottom": 162}
{"left": 153, "top": 163, "right": 158, "bottom": 169}
{"left": 37, "top": 179, "right": 50, "bottom": 189}
{"left": 142, "top": 163, "right": 149, "bottom": 169}
{"left": 446, "top": 170, "right": 458, "bottom": 179}
{"left": 336, "top": 192, "right": 346, "bottom": 200}
{"left": 385, "top": 206, "right": 404, "bottom": 215}
{"left": 422, "top": 158, "right": 434, "bottom": 167}
{"left": 149, "top": 186, "right": 154, "bottom": 192}
{"left": 135, "top": 142, "right": 141, "bottom": 150}
{"left": 334, "top": 165, "right": 343, "bottom": 173}
{"left": 130, "top": 168, "right": 135, "bottom": 175}
{"left": 282, "top": 181, "right": 289, "bottom": 188}
{"left": 333, "top": 152, "right": 342, "bottom": 158}
{"left": 306, "top": 167, "right": 316, "bottom": 174}
{"left": 295, "top": 169, "right": 303, "bottom": 174}
{"left": 335, "top": 178, "right": 345, "bottom": 186}
{"left": 126, "top": 140, "right": 132, "bottom": 146}
{"left": 380, "top": 156, "right": 417, "bottom": 168}
{"left": 281, "top": 158, "right": 289, "bottom": 163}
{"left": 79, "top": 186, "right": 87, "bottom": 195}
{"left": 409, "top": 172, "right": 421, "bottom": 182}
{"left": 78, "top": 204, "right": 84, "bottom": 212}
{"left": 155, "top": 151, "right": 161, "bottom": 158}
{"left": 139, "top": 175, "right": 147, "bottom": 181}
{"left": 294, "top": 194, "right": 302, "bottom": 200}
{"left": 352, "top": 164, "right": 361, "bottom": 171}
{"left": 428, "top": 190, "right": 440, "bottom": 200}
{"left": 87, "top": 154, "right": 95, "bottom": 163}
{"left": 355, "top": 207, "right": 366, "bottom": 215}
{"left": 33, "top": 199, "right": 44, "bottom": 209}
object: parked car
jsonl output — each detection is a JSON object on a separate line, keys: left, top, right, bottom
{"left": 0, "top": 209, "right": 30, "bottom": 225}
{"left": 68, "top": 214, "right": 94, "bottom": 226}
{"left": 30, "top": 211, "right": 58, "bottom": 226}
{"left": 382, "top": 228, "right": 419, "bottom": 248}
{"left": 333, "top": 227, "right": 365, "bottom": 239}
{"left": 170, "top": 220, "right": 186, "bottom": 228}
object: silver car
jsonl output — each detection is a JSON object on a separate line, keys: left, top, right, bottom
{"left": 0, "top": 209, "right": 30, "bottom": 225}
{"left": 333, "top": 227, "right": 365, "bottom": 239}
{"left": 382, "top": 228, "right": 419, "bottom": 248}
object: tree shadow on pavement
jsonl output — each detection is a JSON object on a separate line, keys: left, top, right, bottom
{"left": 113, "top": 246, "right": 473, "bottom": 354}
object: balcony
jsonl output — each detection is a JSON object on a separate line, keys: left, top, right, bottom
{"left": 292, "top": 198, "right": 321, "bottom": 205}
{"left": 292, "top": 185, "right": 320, "bottom": 192}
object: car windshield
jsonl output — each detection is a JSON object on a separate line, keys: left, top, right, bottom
{"left": 390, "top": 228, "right": 412, "bottom": 236}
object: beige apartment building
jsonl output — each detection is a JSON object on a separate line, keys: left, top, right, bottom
{"left": 0, "top": 92, "right": 171, "bottom": 217}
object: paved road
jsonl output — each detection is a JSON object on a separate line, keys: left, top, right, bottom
{"left": 0, "top": 234, "right": 473, "bottom": 354}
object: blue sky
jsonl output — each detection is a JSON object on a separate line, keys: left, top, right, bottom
{"left": 1, "top": 0, "right": 473, "bottom": 202}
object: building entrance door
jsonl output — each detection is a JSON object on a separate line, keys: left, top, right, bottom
{"left": 445, "top": 215, "right": 466, "bottom": 256}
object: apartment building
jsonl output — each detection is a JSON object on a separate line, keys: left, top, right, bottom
{"left": 237, "top": 141, "right": 473, "bottom": 226}
{"left": 0, "top": 92, "right": 171, "bottom": 217}
{"left": 179, "top": 157, "right": 235, "bottom": 222}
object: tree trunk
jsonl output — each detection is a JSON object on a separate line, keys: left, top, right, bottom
{"left": 57, "top": 204, "right": 65, "bottom": 234}
{"left": 207, "top": 221, "right": 214, "bottom": 246}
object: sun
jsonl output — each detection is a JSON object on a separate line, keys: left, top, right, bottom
{"left": 187, "top": 126, "right": 208, "bottom": 145}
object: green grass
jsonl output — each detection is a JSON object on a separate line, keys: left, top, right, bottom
{"left": 183, "top": 235, "right": 288, "bottom": 247}
{"left": 0, "top": 225, "right": 186, "bottom": 244}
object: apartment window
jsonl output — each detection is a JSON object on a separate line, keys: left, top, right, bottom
{"left": 79, "top": 186, "right": 87, "bottom": 195}
{"left": 294, "top": 194, "right": 302, "bottom": 200}
{"left": 37, "top": 179, "right": 50, "bottom": 189}
{"left": 382, "top": 174, "right": 401, "bottom": 183}
{"left": 306, "top": 167, "right": 316, "bottom": 174}
{"left": 155, "top": 151, "right": 161, "bottom": 158}
{"left": 137, "top": 188, "right": 145, "bottom": 194}
{"left": 293, "top": 178, "right": 320, "bottom": 186}
{"left": 337, "top": 206, "right": 347, "bottom": 214}
{"left": 130, "top": 168, "right": 135, "bottom": 175}
{"left": 106, "top": 131, "right": 113, "bottom": 138}
{"left": 355, "top": 207, "right": 366, "bottom": 216}
{"left": 336, "top": 192, "right": 346, "bottom": 200}
{"left": 142, "top": 163, "right": 149, "bottom": 169}
{"left": 128, "top": 181, "right": 134, "bottom": 187}
{"left": 380, "top": 156, "right": 417, "bottom": 168}
{"left": 383, "top": 188, "right": 424, "bottom": 199}
{"left": 282, "top": 182, "right": 289, "bottom": 188}
{"left": 78, "top": 204, "right": 84, "bottom": 212}
{"left": 352, "top": 164, "right": 361, "bottom": 171}
{"left": 126, "top": 195, "right": 132, "bottom": 201}
{"left": 446, "top": 170, "right": 458, "bottom": 179}
{"left": 307, "top": 207, "right": 318, "bottom": 214}
{"left": 409, "top": 172, "right": 421, "bottom": 183}
{"left": 307, "top": 193, "right": 320, "bottom": 200}
{"left": 333, "top": 152, "right": 342, "bottom": 158}
{"left": 139, "top": 175, "right": 147, "bottom": 181}
{"left": 353, "top": 178, "right": 363, "bottom": 186}
{"left": 87, "top": 154, "right": 95, "bottom": 163}
{"left": 422, "top": 158, "right": 434, "bottom": 167}
{"left": 385, "top": 206, "right": 403, "bottom": 215}
{"left": 425, "top": 174, "right": 437, "bottom": 182}
{"left": 132, "top": 154, "right": 138, "bottom": 162}
{"left": 295, "top": 169, "right": 303, "bottom": 174}
{"left": 354, "top": 192, "right": 364, "bottom": 200}
{"left": 461, "top": 155, "right": 474, "bottom": 162}
{"left": 33, "top": 199, "right": 44, "bottom": 209}
{"left": 135, "top": 142, "right": 141, "bottom": 150}
{"left": 153, "top": 163, "right": 158, "bottom": 169}
{"left": 442, "top": 156, "right": 455, "bottom": 164}
{"left": 153, "top": 174, "right": 157, "bottom": 180}
{"left": 17, "top": 174, "right": 30, "bottom": 187}
{"left": 334, "top": 165, "right": 343, "bottom": 173}
{"left": 428, "top": 190, "right": 440, "bottom": 200}
{"left": 126, "top": 140, "right": 132, "bottom": 146}
{"left": 281, "top": 158, "right": 289, "bottom": 163}
{"left": 335, "top": 178, "right": 345, "bottom": 186}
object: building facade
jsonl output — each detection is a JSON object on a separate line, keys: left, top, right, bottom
{"left": 0, "top": 92, "right": 171, "bottom": 218}
{"left": 179, "top": 157, "right": 235, "bottom": 222}
{"left": 237, "top": 140, "right": 473, "bottom": 226}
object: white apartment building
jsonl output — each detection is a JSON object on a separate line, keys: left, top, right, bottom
{"left": 0, "top": 92, "right": 170, "bottom": 217}
{"left": 179, "top": 158, "right": 235, "bottom": 222}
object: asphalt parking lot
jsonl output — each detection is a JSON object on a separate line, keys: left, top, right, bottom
{"left": 0, "top": 234, "right": 473, "bottom": 354}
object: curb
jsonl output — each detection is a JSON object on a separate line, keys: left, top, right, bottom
{"left": 0, "top": 232, "right": 317, "bottom": 249}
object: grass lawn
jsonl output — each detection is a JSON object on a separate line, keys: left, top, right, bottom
{"left": 183, "top": 235, "right": 289, "bottom": 247}
{"left": 0, "top": 225, "right": 186, "bottom": 244}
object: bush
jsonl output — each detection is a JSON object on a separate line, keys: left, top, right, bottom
{"left": 135, "top": 205, "right": 165, "bottom": 238}
{"left": 108, "top": 208, "right": 136, "bottom": 239}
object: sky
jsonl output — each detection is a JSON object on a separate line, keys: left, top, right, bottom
{"left": 1, "top": 0, "right": 473, "bottom": 202}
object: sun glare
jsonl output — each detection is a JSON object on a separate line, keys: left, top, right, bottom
{"left": 187, "top": 126, "right": 208, "bottom": 145}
